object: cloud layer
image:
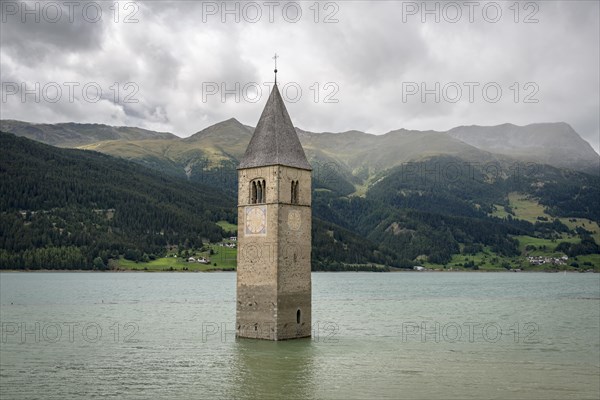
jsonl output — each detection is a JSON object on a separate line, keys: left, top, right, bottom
{"left": 1, "top": 1, "right": 598, "bottom": 152}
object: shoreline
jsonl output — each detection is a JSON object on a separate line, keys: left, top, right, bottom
{"left": 0, "top": 269, "right": 595, "bottom": 273}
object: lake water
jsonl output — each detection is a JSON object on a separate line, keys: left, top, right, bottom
{"left": 1, "top": 272, "right": 599, "bottom": 399}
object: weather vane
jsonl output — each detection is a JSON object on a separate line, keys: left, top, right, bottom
{"left": 273, "top": 53, "right": 279, "bottom": 84}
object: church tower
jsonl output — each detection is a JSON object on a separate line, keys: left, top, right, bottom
{"left": 236, "top": 76, "right": 312, "bottom": 340}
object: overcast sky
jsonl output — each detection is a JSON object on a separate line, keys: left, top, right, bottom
{"left": 1, "top": 1, "right": 598, "bottom": 152}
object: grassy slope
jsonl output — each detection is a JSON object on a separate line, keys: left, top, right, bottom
{"left": 505, "top": 193, "right": 599, "bottom": 270}
{"left": 506, "top": 192, "right": 548, "bottom": 222}
{"left": 422, "top": 192, "right": 600, "bottom": 271}
{"left": 499, "top": 193, "right": 600, "bottom": 243}
{"left": 559, "top": 218, "right": 600, "bottom": 244}
{"left": 491, "top": 192, "right": 600, "bottom": 243}
{"left": 216, "top": 221, "right": 238, "bottom": 234}
{"left": 118, "top": 244, "right": 237, "bottom": 271}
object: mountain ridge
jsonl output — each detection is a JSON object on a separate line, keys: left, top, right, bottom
{"left": 447, "top": 122, "right": 599, "bottom": 172}
{"left": 0, "top": 119, "right": 178, "bottom": 147}
{"left": 1, "top": 119, "right": 598, "bottom": 180}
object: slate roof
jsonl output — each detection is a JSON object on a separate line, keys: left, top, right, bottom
{"left": 238, "top": 84, "right": 311, "bottom": 170}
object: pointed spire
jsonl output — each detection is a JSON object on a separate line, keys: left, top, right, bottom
{"left": 238, "top": 84, "right": 311, "bottom": 170}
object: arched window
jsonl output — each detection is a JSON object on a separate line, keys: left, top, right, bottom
{"left": 250, "top": 179, "right": 266, "bottom": 204}
{"left": 291, "top": 180, "right": 299, "bottom": 204}
{"left": 296, "top": 309, "right": 301, "bottom": 324}
{"left": 291, "top": 181, "right": 295, "bottom": 204}
{"left": 251, "top": 181, "right": 257, "bottom": 204}
{"left": 257, "top": 181, "right": 263, "bottom": 204}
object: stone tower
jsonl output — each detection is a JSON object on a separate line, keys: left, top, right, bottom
{"left": 236, "top": 83, "right": 312, "bottom": 340}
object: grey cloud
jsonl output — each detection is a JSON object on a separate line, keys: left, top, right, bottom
{"left": 0, "top": 1, "right": 107, "bottom": 63}
{"left": 0, "top": 0, "right": 598, "bottom": 153}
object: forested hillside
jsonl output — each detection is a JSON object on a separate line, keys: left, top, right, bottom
{"left": 312, "top": 155, "right": 599, "bottom": 269}
{"left": 1, "top": 130, "right": 598, "bottom": 271}
{"left": 0, "top": 133, "right": 401, "bottom": 270}
{"left": 0, "top": 132, "right": 234, "bottom": 269}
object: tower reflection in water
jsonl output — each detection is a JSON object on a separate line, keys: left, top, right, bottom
{"left": 228, "top": 338, "right": 317, "bottom": 400}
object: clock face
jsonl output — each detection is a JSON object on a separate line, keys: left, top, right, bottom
{"left": 245, "top": 206, "right": 267, "bottom": 236}
{"left": 287, "top": 210, "right": 301, "bottom": 231}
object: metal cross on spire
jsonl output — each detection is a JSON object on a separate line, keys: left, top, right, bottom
{"left": 273, "top": 53, "right": 279, "bottom": 84}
